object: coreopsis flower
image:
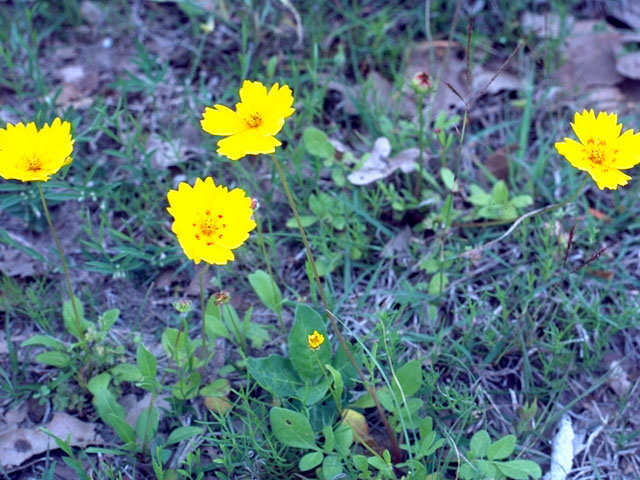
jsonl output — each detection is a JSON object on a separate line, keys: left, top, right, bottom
{"left": 200, "top": 80, "right": 294, "bottom": 160}
{"left": 167, "top": 177, "right": 256, "bottom": 265}
{"left": 307, "top": 330, "right": 325, "bottom": 350}
{"left": 0, "top": 118, "right": 73, "bottom": 182}
{"left": 555, "top": 110, "right": 640, "bottom": 190}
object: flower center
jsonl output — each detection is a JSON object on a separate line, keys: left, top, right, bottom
{"left": 24, "top": 156, "right": 43, "bottom": 172}
{"left": 193, "top": 211, "right": 227, "bottom": 245}
{"left": 245, "top": 113, "right": 262, "bottom": 128}
{"left": 584, "top": 137, "right": 613, "bottom": 165}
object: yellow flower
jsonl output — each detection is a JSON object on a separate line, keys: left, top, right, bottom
{"left": 0, "top": 118, "right": 73, "bottom": 182}
{"left": 555, "top": 110, "right": 640, "bottom": 190}
{"left": 167, "top": 177, "right": 256, "bottom": 265}
{"left": 200, "top": 80, "right": 295, "bottom": 160}
{"left": 307, "top": 330, "right": 325, "bottom": 350}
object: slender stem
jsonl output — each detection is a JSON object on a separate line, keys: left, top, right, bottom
{"left": 414, "top": 94, "right": 425, "bottom": 199}
{"left": 254, "top": 211, "right": 286, "bottom": 333}
{"left": 271, "top": 154, "right": 401, "bottom": 462}
{"left": 199, "top": 263, "right": 211, "bottom": 365}
{"left": 37, "top": 183, "right": 84, "bottom": 343}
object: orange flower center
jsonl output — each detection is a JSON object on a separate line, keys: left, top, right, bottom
{"left": 193, "top": 211, "right": 227, "bottom": 245}
{"left": 24, "top": 156, "right": 43, "bottom": 172}
{"left": 584, "top": 137, "right": 617, "bottom": 165}
{"left": 245, "top": 113, "right": 262, "bottom": 128}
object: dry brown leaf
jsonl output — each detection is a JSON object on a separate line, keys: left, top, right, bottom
{"left": 341, "top": 408, "right": 378, "bottom": 450}
{"left": 556, "top": 21, "right": 623, "bottom": 91}
{"left": 471, "top": 67, "right": 521, "bottom": 96}
{"left": 583, "top": 86, "right": 625, "bottom": 111}
{"left": 484, "top": 145, "right": 516, "bottom": 181}
{"left": 380, "top": 226, "right": 412, "bottom": 259}
{"left": 0, "top": 412, "right": 103, "bottom": 469}
{"left": 204, "top": 396, "right": 232, "bottom": 415}
{"left": 605, "top": 356, "right": 633, "bottom": 397}
{"left": 53, "top": 64, "right": 99, "bottom": 111}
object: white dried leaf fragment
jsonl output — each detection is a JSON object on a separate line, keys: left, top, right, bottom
{"left": 545, "top": 414, "right": 575, "bottom": 480}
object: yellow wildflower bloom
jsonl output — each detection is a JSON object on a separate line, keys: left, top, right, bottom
{"left": 0, "top": 118, "right": 73, "bottom": 182}
{"left": 307, "top": 330, "right": 325, "bottom": 350}
{"left": 200, "top": 80, "right": 295, "bottom": 160}
{"left": 555, "top": 110, "right": 640, "bottom": 190}
{"left": 167, "top": 177, "right": 256, "bottom": 265}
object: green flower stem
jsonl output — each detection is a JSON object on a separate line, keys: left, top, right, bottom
{"left": 142, "top": 314, "right": 188, "bottom": 457}
{"left": 254, "top": 211, "right": 286, "bottom": 333}
{"left": 37, "top": 183, "right": 85, "bottom": 348}
{"left": 271, "top": 154, "right": 401, "bottom": 462}
{"left": 414, "top": 93, "right": 425, "bottom": 199}
{"left": 199, "top": 263, "right": 211, "bottom": 365}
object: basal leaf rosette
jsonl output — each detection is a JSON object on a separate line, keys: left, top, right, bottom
{"left": 0, "top": 118, "right": 73, "bottom": 182}
{"left": 167, "top": 177, "right": 256, "bottom": 265}
{"left": 555, "top": 110, "right": 640, "bottom": 190}
{"left": 200, "top": 80, "right": 295, "bottom": 160}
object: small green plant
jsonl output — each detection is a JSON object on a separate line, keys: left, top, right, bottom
{"left": 459, "top": 430, "right": 542, "bottom": 480}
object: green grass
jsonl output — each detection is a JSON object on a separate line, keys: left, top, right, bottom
{"left": 0, "top": 0, "right": 638, "bottom": 479}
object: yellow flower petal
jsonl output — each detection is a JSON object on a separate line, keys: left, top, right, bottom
{"left": 0, "top": 118, "right": 73, "bottom": 182}
{"left": 556, "top": 110, "right": 640, "bottom": 190}
{"left": 200, "top": 80, "right": 294, "bottom": 160}
{"left": 216, "top": 129, "right": 281, "bottom": 160}
{"left": 167, "top": 177, "right": 255, "bottom": 265}
{"left": 200, "top": 105, "right": 247, "bottom": 136}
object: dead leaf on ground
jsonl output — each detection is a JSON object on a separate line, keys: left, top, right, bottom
{"left": 146, "top": 134, "right": 187, "bottom": 169}
{"left": 348, "top": 146, "right": 420, "bottom": 186}
{"left": 483, "top": 145, "right": 516, "bottom": 181}
{"left": 121, "top": 393, "right": 170, "bottom": 429}
{"left": 380, "top": 226, "right": 412, "bottom": 259}
{"left": 53, "top": 64, "right": 100, "bottom": 111}
{"left": 583, "top": 86, "right": 626, "bottom": 111}
{"left": 605, "top": 1, "right": 640, "bottom": 30}
{"left": 521, "top": 11, "right": 574, "bottom": 38}
{"left": 556, "top": 20, "right": 623, "bottom": 91}
{"left": 0, "top": 412, "right": 103, "bottom": 469}
{"left": 0, "top": 406, "right": 27, "bottom": 434}
{"left": 616, "top": 51, "right": 640, "bottom": 80}
{"left": 326, "top": 71, "right": 415, "bottom": 118}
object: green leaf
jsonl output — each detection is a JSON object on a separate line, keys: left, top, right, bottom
{"left": 167, "top": 426, "right": 205, "bottom": 445}
{"left": 98, "top": 309, "right": 120, "bottom": 332}
{"left": 491, "top": 181, "right": 509, "bottom": 204}
{"left": 487, "top": 434, "right": 516, "bottom": 460}
{"left": 288, "top": 304, "right": 330, "bottom": 381}
{"left": 111, "top": 363, "right": 142, "bottom": 383}
{"left": 35, "top": 351, "right": 70, "bottom": 367}
{"left": 248, "top": 269, "right": 283, "bottom": 314}
{"left": 299, "top": 451, "right": 324, "bottom": 471}
{"left": 428, "top": 272, "right": 448, "bottom": 295}
{"left": 440, "top": 167, "right": 458, "bottom": 192}
{"left": 333, "top": 422, "right": 354, "bottom": 455}
{"left": 21, "top": 335, "right": 66, "bottom": 351}
{"left": 199, "top": 378, "right": 230, "bottom": 397}
{"left": 494, "top": 459, "right": 542, "bottom": 479}
{"left": 286, "top": 215, "right": 317, "bottom": 229}
{"left": 106, "top": 413, "right": 136, "bottom": 444}
{"left": 246, "top": 322, "right": 269, "bottom": 349}
{"left": 269, "top": 407, "right": 318, "bottom": 450}
{"left": 303, "top": 127, "right": 335, "bottom": 160}
{"left": 353, "top": 455, "right": 369, "bottom": 473}
{"left": 62, "top": 296, "right": 89, "bottom": 340}
{"left": 511, "top": 195, "right": 533, "bottom": 208}
{"left": 162, "top": 327, "right": 193, "bottom": 366}
{"left": 87, "top": 372, "right": 112, "bottom": 395}
{"left": 470, "top": 430, "right": 491, "bottom": 458}
{"left": 172, "top": 372, "right": 201, "bottom": 400}
{"left": 135, "top": 406, "right": 159, "bottom": 443}
{"left": 468, "top": 184, "right": 491, "bottom": 206}
{"left": 322, "top": 455, "right": 343, "bottom": 479}
{"left": 324, "top": 364, "right": 344, "bottom": 402}
{"left": 391, "top": 359, "right": 422, "bottom": 399}
{"left": 136, "top": 343, "right": 157, "bottom": 378}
